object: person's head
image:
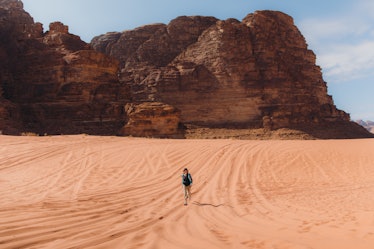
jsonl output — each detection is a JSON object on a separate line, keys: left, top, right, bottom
{"left": 183, "top": 168, "right": 188, "bottom": 174}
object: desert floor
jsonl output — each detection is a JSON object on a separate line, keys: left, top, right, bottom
{"left": 1, "top": 135, "right": 374, "bottom": 249}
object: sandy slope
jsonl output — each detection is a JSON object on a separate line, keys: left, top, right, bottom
{"left": 0, "top": 135, "right": 374, "bottom": 249}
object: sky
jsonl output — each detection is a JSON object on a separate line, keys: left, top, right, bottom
{"left": 21, "top": 0, "right": 374, "bottom": 121}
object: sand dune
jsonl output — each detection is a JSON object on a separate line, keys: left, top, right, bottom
{"left": 1, "top": 135, "right": 374, "bottom": 249}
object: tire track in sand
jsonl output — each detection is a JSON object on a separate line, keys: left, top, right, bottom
{"left": 1, "top": 137, "right": 374, "bottom": 249}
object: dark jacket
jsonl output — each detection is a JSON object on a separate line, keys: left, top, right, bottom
{"left": 181, "top": 173, "right": 193, "bottom": 186}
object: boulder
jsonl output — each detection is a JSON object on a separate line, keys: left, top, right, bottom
{"left": 121, "top": 102, "right": 183, "bottom": 138}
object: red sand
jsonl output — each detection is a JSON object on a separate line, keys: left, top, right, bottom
{"left": 1, "top": 135, "right": 374, "bottom": 248}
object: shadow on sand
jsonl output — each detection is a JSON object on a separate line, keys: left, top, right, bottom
{"left": 192, "top": 201, "right": 225, "bottom": 207}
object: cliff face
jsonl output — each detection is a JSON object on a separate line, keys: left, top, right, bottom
{"left": 0, "top": 1, "right": 131, "bottom": 135}
{"left": 0, "top": 0, "right": 372, "bottom": 138}
{"left": 91, "top": 11, "right": 368, "bottom": 138}
{"left": 0, "top": 0, "right": 38, "bottom": 133}
{"left": 121, "top": 102, "right": 183, "bottom": 138}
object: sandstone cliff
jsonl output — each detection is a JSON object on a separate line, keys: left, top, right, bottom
{"left": 0, "top": 0, "right": 131, "bottom": 135}
{"left": 92, "top": 11, "right": 371, "bottom": 138}
{"left": 0, "top": 0, "right": 37, "bottom": 133}
{"left": 121, "top": 102, "right": 183, "bottom": 138}
{"left": 0, "top": 0, "right": 372, "bottom": 138}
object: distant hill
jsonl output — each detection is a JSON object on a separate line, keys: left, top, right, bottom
{"left": 356, "top": 120, "right": 374, "bottom": 133}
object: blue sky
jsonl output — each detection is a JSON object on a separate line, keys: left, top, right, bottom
{"left": 21, "top": 0, "right": 374, "bottom": 121}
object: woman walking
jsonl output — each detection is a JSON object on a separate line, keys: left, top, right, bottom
{"left": 181, "top": 168, "right": 193, "bottom": 205}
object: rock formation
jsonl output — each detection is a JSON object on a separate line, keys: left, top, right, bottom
{"left": 356, "top": 120, "right": 374, "bottom": 133}
{"left": 0, "top": 0, "right": 131, "bottom": 135}
{"left": 121, "top": 102, "right": 183, "bottom": 138}
{"left": 0, "top": 0, "right": 372, "bottom": 138}
{"left": 0, "top": 0, "right": 38, "bottom": 134}
{"left": 92, "top": 11, "right": 371, "bottom": 138}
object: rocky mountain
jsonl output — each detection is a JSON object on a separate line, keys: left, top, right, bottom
{"left": 0, "top": 0, "right": 132, "bottom": 135}
{"left": 92, "top": 11, "right": 371, "bottom": 138}
{"left": 356, "top": 120, "right": 374, "bottom": 133}
{"left": 0, "top": 0, "right": 372, "bottom": 138}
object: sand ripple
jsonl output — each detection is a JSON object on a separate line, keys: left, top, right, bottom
{"left": 1, "top": 135, "right": 374, "bottom": 248}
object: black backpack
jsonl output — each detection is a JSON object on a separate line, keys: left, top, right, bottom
{"left": 183, "top": 174, "right": 191, "bottom": 186}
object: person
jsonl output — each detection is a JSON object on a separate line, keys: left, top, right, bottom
{"left": 181, "top": 168, "right": 193, "bottom": 205}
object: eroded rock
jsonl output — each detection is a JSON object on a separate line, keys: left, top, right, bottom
{"left": 121, "top": 102, "right": 183, "bottom": 138}
{"left": 0, "top": 1, "right": 371, "bottom": 138}
{"left": 93, "top": 11, "right": 371, "bottom": 138}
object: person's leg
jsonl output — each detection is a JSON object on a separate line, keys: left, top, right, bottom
{"left": 183, "top": 185, "right": 188, "bottom": 205}
{"left": 187, "top": 185, "right": 192, "bottom": 200}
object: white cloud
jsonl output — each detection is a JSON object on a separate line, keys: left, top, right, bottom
{"left": 301, "top": 19, "right": 359, "bottom": 43}
{"left": 318, "top": 41, "right": 374, "bottom": 82}
{"left": 299, "top": 0, "right": 374, "bottom": 84}
{"left": 359, "top": 0, "right": 374, "bottom": 18}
